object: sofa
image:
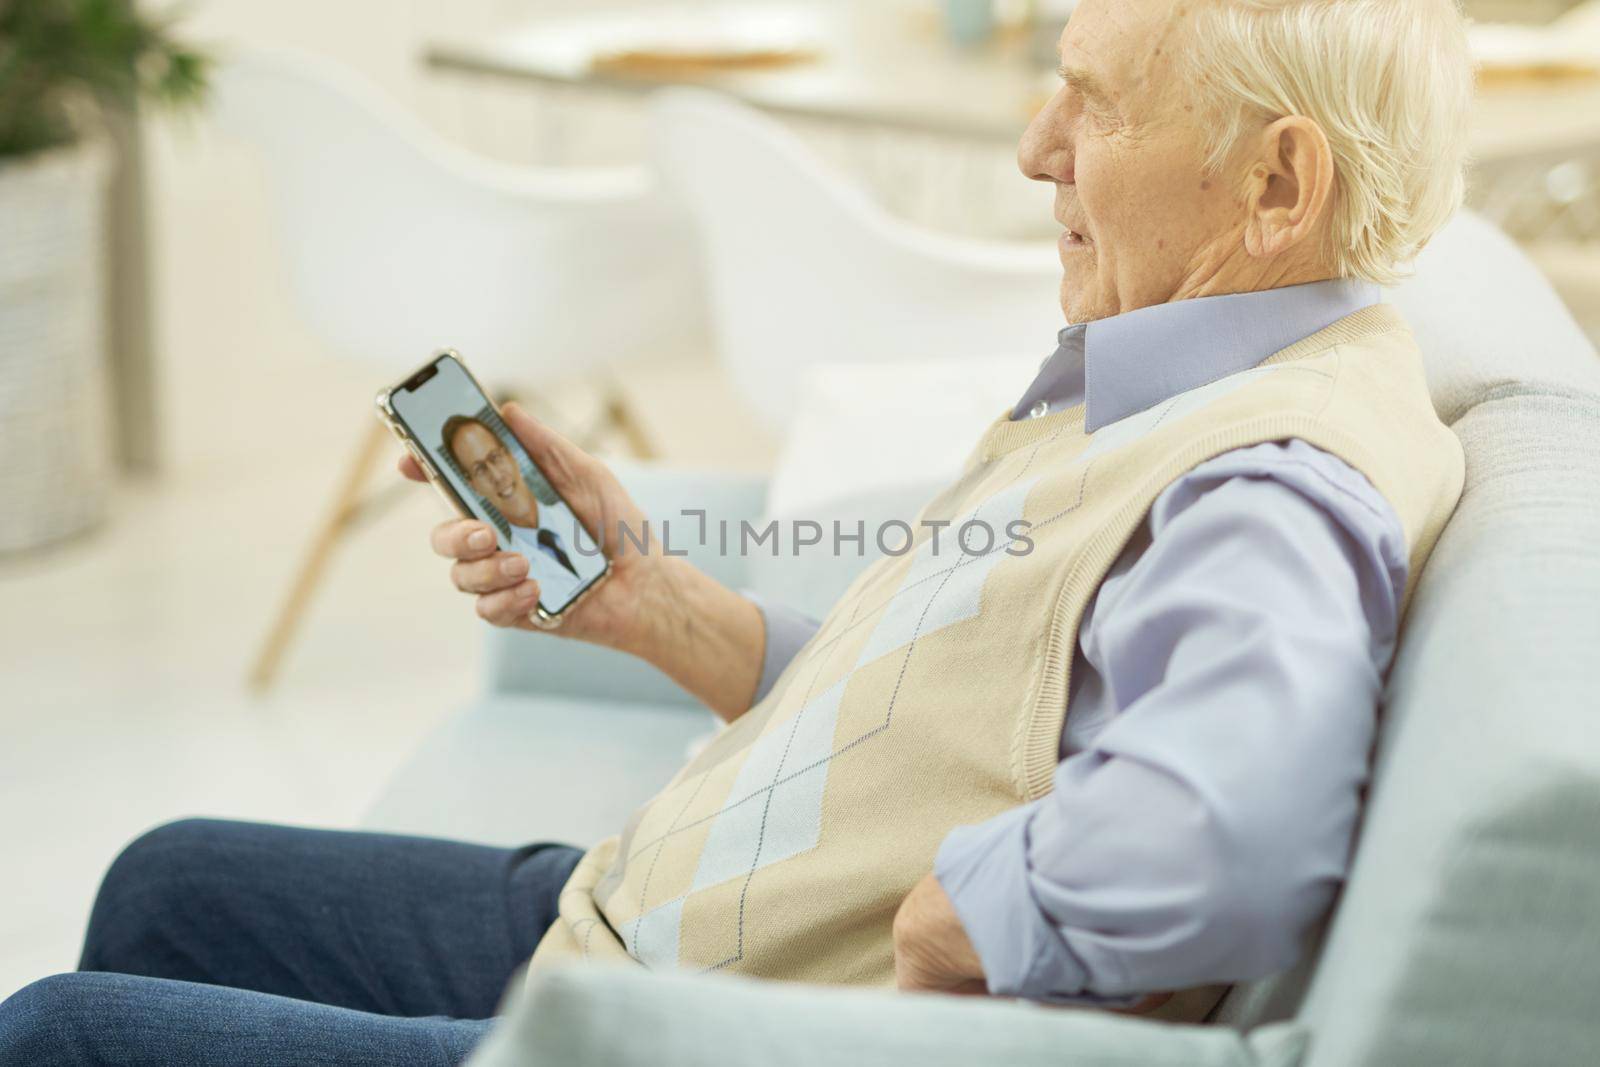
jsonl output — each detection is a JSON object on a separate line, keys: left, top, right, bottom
{"left": 364, "top": 212, "right": 1600, "bottom": 1066}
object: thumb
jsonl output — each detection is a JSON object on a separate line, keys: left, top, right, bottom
{"left": 500, "top": 402, "right": 588, "bottom": 495}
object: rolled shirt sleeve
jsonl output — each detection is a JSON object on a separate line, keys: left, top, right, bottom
{"left": 934, "top": 440, "right": 1408, "bottom": 1001}
{"left": 743, "top": 592, "right": 822, "bottom": 705}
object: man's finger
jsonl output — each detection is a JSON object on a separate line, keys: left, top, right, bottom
{"left": 397, "top": 453, "right": 426, "bottom": 482}
{"left": 476, "top": 580, "right": 541, "bottom": 626}
{"left": 430, "top": 519, "right": 499, "bottom": 561}
{"left": 451, "top": 553, "right": 530, "bottom": 595}
{"left": 501, "top": 402, "right": 588, "bottom": 494}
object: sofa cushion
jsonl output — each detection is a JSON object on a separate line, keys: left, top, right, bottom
{"left": 470, "top": 966, "right": 1309, "bottom": 1067}
{"left": 364, "top": 693, "right": 716, "bottom": 848}
{"left": 1386, "top": 210, "right": 1600, "bottom": 425}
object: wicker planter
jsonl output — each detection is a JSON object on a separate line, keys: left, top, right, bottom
{"left": 0, "top": 139, "right": 115, "bottom": 553}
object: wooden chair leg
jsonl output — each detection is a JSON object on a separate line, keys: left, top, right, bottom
{"left": 247, "top": 418, "right": 391, "bottom": 693}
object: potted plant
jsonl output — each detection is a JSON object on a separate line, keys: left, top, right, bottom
{"left": 0, "top": 0, "right": 206, "bottom": 552}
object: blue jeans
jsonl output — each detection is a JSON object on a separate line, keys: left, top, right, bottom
{"left": 0, "top": 819, "right": 583, "bottom": 1066}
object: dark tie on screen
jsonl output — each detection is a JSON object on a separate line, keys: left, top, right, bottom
{"left": 537, "top": 528, "right": 581, "bottom": 577}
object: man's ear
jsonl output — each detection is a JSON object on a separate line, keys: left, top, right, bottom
{"left": 1241, "top": 116, "right": 1334, "bottom": 262}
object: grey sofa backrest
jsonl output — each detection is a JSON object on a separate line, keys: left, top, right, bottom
{"left": 1217, "top": 212, "right": 1600, "bottom": 1066}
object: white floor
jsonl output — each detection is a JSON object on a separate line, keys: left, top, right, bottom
{"left": 0, "top": 460, "right": 476, "bottom": 996}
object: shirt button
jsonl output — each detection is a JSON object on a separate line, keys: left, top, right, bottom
{"left": 1029, "top": 400, "right": 1050, "bottom": 419}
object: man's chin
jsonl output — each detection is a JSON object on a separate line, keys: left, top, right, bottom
{"left": 1059, "top": 269, "right": 1098, "bottom": 326}
{"left": 1059, "top": 281, "right": 1094, "bottom": 327}
{"left": 1060, "top": 269, "right": 1120, "bottom": 326}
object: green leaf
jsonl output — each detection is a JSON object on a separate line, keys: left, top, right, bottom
{"left": 0, "top": 0, "right": 210, "bottom": 160}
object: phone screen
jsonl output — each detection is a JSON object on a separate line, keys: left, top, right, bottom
{"left": 390, "top": 355, "right": 606, "bottom": 617}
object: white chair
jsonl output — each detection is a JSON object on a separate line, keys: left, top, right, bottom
{"left": 212, "top": 48, "right": 707, "bottom": 386}
{"left": 210, "top": 49, "right": 708, "bottom": 688}
{"left": 647, "top": 88, "right": 1063, "bottom": 430}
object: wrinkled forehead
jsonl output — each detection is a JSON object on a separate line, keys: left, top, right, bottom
{"left": 1060, "top": 0, "right": 1197, "bottom": 104}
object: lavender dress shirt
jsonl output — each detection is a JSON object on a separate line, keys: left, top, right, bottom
{"left": 748, "top": 279, "right": 1407, "bottom": 1003}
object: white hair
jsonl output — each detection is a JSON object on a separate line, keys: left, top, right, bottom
{"left": 1186, "top": 0, "right": 1474, "bottom": 285}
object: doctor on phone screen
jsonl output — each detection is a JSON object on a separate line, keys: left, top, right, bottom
{"left": 440, "top": 415, "right": 584, "bottom": 609}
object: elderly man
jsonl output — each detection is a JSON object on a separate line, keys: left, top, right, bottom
{"left": 0, "top": 0, "right": 1472, "bottom": 1062}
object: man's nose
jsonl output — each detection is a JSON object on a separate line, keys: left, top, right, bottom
{"left": 1017, "top": 97, "right": 1074, "bottom": 185}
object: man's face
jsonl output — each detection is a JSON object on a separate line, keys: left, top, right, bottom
{"left": 1018, "top": 0, "right": 1246, "bottom": 324}
{"left": 451, "top": 422, "right": 537, "bottom": 525}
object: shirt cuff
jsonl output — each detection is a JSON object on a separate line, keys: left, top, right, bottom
{"left": 742, "top": 592, "right": 821, "bottom": 705}
{"left": 934, "top": 806, "right": 1140, "bottom": 1007}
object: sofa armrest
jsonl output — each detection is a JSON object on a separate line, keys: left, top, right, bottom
{"left": 484, "top": 462, "right": 768, "bottom": 704}
{"left": 471, "top": 967, "right": 1308, "bottom": 1067}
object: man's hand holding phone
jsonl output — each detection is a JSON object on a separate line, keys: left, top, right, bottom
{"left": 399, "top": 402, "right": 648, "bottom": 646}
{"left": 398, "top": 401, "right": 766, "bottom": 723}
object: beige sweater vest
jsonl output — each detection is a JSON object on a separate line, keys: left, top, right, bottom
{"left": 528, "top": 304, "right": 1465, "bottom": 1018}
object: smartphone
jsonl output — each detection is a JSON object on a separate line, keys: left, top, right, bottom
{"left": 375, "top": 350, "right": 610, "bottom": 626}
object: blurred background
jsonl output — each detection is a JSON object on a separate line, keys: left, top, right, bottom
{"left": 3, "top": 0, "right": 1600, "bottom": 999}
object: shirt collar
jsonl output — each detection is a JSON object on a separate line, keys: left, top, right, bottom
{"left": 1009, "top": 278, "right": 1380, "bottom": 432}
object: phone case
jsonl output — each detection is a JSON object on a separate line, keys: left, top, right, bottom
{"left": 374, "top": 349, "right": 611, "bottom": 628}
